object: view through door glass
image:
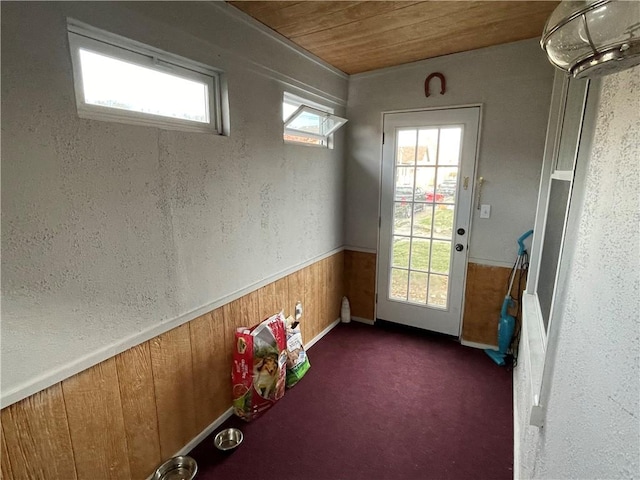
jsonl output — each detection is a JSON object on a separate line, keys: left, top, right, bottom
{"left": 391, "top": 127, "right": 461, "bottom": 308}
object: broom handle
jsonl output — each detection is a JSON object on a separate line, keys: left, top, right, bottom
{"left": 504, "top": 232, "right": 532, "bottom": 314}
{"left": 517, "top": 230, "right": 534, "bottom": 255}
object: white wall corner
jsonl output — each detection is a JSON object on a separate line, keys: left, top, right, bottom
{"left": 351, "top": 316, "right": 376, "bottom": 325}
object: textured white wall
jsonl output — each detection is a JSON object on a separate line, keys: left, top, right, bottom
{"left": 516, "top": 66, "right": 640, "bottom": 478}
{"left": 345, "top": 39, "right": 554, "bottom": 266}
{"left": 1, "top": 2, "right": 347, "bottom": 405}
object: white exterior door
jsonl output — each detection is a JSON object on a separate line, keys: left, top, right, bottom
{"left": 377, "top": 107, "right": 480, "bottom": 336}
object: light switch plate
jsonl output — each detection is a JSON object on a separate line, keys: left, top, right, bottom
{"left": 480, "top": 204, "right": 491, "bottom": 218}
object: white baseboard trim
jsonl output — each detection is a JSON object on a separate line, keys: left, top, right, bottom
{"left": 460, "top": 340, "right": 498, "bottom": 350}
{"left": 158, "top": 316, "right": 341, "bottom": 472}
{"left": 177, "top": 407, "right": 234, "bottom": 457}
{"left": 146, "top": 406, "right": 235, "bottom": 478}
{"left": 351, "top": 316, "right": 375, "bottom": 325}
{"left": 305, "top": 318, "right": 340, "bottom": 350}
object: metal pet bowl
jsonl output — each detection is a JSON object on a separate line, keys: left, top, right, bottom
{"left": 214, "top": 427, "right": 243, "bottom": 452}
{"left": 152, "top": 455, "right": 197, "bottom": 480}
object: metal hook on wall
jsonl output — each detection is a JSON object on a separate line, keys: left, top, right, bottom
{"left": 425, "top": 72, "right": 446, "bottom": 97}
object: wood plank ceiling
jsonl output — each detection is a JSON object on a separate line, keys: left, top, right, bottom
{"left": 228, "top": 1, "right": 560, "bottom": 75}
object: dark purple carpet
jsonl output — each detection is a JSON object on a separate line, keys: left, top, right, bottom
{"left": 190, "top": 321, "right": 513, "bottom": 480}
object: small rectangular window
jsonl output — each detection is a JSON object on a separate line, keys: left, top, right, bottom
{"left": 282, "top": 93, "right": 347, "bottom": 147}
{"left": 285, "top": 105, "right": 347, "bottom": 140}
{"left": 68, "top": 20, "right": 222, "bottom": 134}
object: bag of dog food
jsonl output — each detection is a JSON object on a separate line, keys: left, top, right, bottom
{"left": 285, "top": 316, "right": 311, "bottom": 388}
{"left": 232, "top": 311, "right": 287, "bottom": 421}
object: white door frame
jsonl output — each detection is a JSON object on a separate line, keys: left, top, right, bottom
{"left": 374, "top": 104, "right": 483, "bottom": 336}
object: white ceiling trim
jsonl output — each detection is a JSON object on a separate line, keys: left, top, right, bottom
{"left": 209, "top": 1, "right": 349, "bottom": 80}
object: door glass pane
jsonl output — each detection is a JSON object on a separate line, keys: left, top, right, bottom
{"left": 430, "top": 240, "right": 451, "bottom": 274}
{"left": 438, "top": 127, "right": 462, "bottom": 165}
{"left": 417, "top": 129, "right": 438, "bottom": 165}
{"left": 433, "top": 206, "right": 454, "bottom": 239}
{"left": 395, "top": 167, "right": 415, "bottom": 193}
{"left": 428, "top": 274, "right": 448, "bottom": 307}
{"left": 393, "top": 203, "right": 412, "bottom": 235}
{"left": 392, "top": 236, "right": 410, "bottom": 268}
{"left": 415, "top": 167, "right": 436, "bottom": 204}
{"left": 397, "top": 129, "right": 417, "bottom": 165}
{"left": 409, "top": 271, "right": 428, "bottom": 303}
{"left": 436, "top": 167, "right": 458, "bottom": 203}
{"left": 410, "top": 238, "right": 431, "bottom": 271}
{"left": 412, "top": 204, "right": 433, "bottom": 237}
{"left": 391, "top": 268, "right": 409, "bottom": 300}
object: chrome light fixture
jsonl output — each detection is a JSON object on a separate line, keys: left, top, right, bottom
{"left": 541, "top": 0, "right": 640, "bottom": 78}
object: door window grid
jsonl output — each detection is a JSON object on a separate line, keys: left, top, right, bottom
{"left": 389, "top": 126, "right": 461, "bottom": 308}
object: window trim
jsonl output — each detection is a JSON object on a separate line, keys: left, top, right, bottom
{"left": 284, "top": 105, "right": 348, "bottom": 140}
{"left": 528, "top": 75, "right": 590, "bottom": 343}
{"left": 522, "top": 71, "right": 600, "bottom": 428}
{"left": 67, "top": 19, "right": 223, "bottom": 134}
{"left": 282, "top": 92, "right": 346, "bottom": 148}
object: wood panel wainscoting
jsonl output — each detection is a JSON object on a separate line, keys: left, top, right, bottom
{"left": 344, "top": 250, "right": 376, "bottom": 321}
{"left": 0, "top": 252, "right": 344, "bottom": 480}
{"left": 461, "top": 262, "right": 523, "bottom": 347}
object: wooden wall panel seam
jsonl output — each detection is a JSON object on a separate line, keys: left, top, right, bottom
{"left": 461, "top": 262, "right": 515, "bottom": 346}
{"left": 62, "top": 359, "right": 131, "bottom": 479}
{"left": 149, "top": 348, "right": 165, "bottom": 472}
{"left": 59, "top": 382, "right": 80, "bottom": 480}
{"left": 150, "top": 324, "right": 198, "bottom": 460}
{"left": 112, "top": 359, "right": 133, "bottom": 474}
{"left": 1, "top": 426, "right": 15, "bottom": 480}
{"left": 115, "top": 342, "right": 162, "bottom": 479}
{"left": 1, "top": 383, "right": 79, "bottom": 479}
{"left": 344, "top": 250, "right": 376, "bottom": 321}
{"left": 188, "top": 309, "right": 232, "bottom": 435}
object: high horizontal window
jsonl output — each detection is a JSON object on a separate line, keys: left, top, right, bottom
{"left": 67, "top": 20, "right": 223, "bottom": 134}
{"left": 282, "top": 92, "right": 347, "bottom": 147}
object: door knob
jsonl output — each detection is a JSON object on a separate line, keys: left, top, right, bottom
{"left": 457, "top": 228, "right": 466, "bottom": 235}
{"left": 455, "top": 244, "right": 464, "bottom": 252}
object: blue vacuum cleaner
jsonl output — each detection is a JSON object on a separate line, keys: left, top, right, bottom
{"left": 485, "top": 229, "right": 533, "bottom": 366}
